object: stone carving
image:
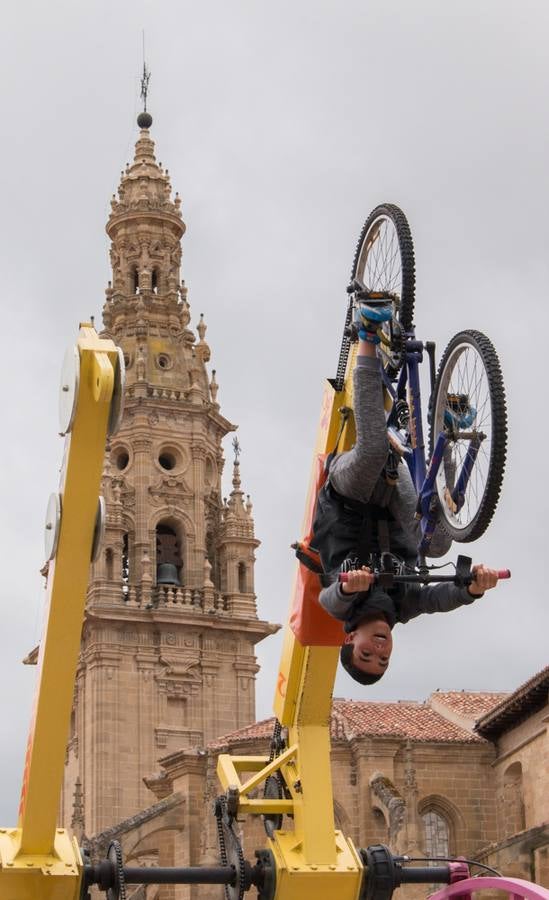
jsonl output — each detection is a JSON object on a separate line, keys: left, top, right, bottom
{"left": 370, "top": 772, "right": 406, "bottom": 848}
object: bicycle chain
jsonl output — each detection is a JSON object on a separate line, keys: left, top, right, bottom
{"left": 214, "top": 795, "right": 246, "bottom": 900}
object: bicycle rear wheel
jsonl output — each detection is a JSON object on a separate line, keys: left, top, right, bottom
{"left": 429, "top": 330, "right": 507, "bottom": 542}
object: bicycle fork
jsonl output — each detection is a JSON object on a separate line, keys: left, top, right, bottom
{"left": 417, "top": 431, "right": 484, "bottom": 556}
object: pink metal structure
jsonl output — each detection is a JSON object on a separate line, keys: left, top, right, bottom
{"left": 431, "top": 876, "right": 549, "bottom": 900}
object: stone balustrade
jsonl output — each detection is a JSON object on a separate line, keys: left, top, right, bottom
{"left": 122, "top": 584, "right": 228, "bottom": 613}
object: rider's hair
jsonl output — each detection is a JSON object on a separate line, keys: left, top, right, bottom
{"left": 339, "top": 644, "right": 384, "bottom": 685}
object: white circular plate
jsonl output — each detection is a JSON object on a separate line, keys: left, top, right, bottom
{"left": 59, "top": 345, "right": 80, "bottom": 435}
{"left": 44, "top": 492, "right": 62, "bottom": 561}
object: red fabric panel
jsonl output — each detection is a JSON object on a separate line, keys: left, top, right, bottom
{"left": 289, "top": 454, "right": 345, "bottom": 647}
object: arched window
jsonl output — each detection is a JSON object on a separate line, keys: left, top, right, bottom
{"left": 131, "top": 267, "right": 139, "bottom": 294}
{"left": 122, "top": 533, "right": 130, "bottom": 597}
{"left": 238, "top": 562, "right": 247, "bottom": 593}
{"left": 206, "top": 530, "right": 219, "bottom": 589}
{"left": 422, "top": 809, "right": 450, "bottom": 858}
{"left": 151, "top": 269, "right": 159, "bottom": 293}
{"left": 155, "top": 521, "right": 183, "bottom": 585}
{"left": 503, "top": 762, "right": 525, "bottom": 835}
{"left": 105, "top": 547, "right": 114, "bottom": 582}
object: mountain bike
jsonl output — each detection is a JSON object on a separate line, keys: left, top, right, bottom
{"left": 334, "top": 203, "right": 509, "bottom": 586}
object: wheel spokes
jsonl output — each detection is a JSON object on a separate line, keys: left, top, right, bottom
{"left": 437, "top": 344, "right": 493, "bottom": 530}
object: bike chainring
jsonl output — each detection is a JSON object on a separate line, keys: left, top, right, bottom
{"left": 262, "top": 775, "right": 283, "bottom": 838}
{"left": 215, "top": 795, "right": 247, "bottom": 900}
{"left": 106, "top": 840, "right": 127, "bottom": 900}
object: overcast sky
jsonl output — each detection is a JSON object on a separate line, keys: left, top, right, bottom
{"left": 0, "top": 0, "right": 547, "bottom": 823}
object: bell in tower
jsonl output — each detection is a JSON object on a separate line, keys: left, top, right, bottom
{"left": 156, "top": 523, "right": 182, "bottom": 585}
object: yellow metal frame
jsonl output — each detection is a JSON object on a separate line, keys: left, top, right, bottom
{"left": 0, "top": 326, "right": 118, "bottom": 900}
{"left": 217, "top": 347, "right": 368, "bottom": 899}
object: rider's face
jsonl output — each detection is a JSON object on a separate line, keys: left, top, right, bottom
{"left": 345, "top": 616, "right": 393, "bottom": 675}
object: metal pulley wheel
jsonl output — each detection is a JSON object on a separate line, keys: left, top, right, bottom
{"left": 91, "top": 496, "right": 106, "bottom": 562}
{"left": 106, "top": 841, "right": 127, "bottom": 900}
{"left": 59, "top": 345, "right": 80, "bottom": 436}
{"left": 44, "top": 492, "right": 62, "bottom": 561}
{"left": 108, "top": 347, "right": 126, "bottom": 437}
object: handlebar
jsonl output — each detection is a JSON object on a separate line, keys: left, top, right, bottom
{"left": 339, "top": 568, "right": 511, "bottom": 585}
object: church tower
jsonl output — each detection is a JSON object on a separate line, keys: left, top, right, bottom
{"left": 61, "top": 110, "right": 277, "bottom": 837}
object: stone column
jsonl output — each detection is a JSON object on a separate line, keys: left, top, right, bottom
{"left": 132, "top": 431, "right": 153, "bottom": 587}
{"left": 191, "top": 441, "right": 206, "bottom": 584}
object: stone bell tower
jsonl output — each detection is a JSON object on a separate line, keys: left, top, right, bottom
{"left": 61, "top": 110, "right": 278, "bottom": 837}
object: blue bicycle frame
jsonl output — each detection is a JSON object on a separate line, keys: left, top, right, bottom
{"left": 380, "top": 332, "right": 480, "bottom": 561}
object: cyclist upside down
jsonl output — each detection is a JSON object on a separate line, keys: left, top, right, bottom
{"left": 313, "top": 300, "right": 499, "bottom": 685}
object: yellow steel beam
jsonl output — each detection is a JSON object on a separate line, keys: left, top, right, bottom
{"left": 0, "top": 829, "right": 82, "bottom": 900}
{"left": 214, "top": 344, "right": 366, "bottom": 896}
{"left": 266, "top": 830, "right": 362, "bottom": 900}
{"left": 0, "top": 326, "right": 118, "bottom": 899}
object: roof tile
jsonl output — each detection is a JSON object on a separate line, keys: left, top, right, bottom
{"left": 208, "top": 697, "right": 488, "bottom": 750}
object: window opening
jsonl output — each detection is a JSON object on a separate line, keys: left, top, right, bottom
{"left": 105, "top": 547, "right": 114, "bottom": 581}
{"left": 422, "top": 809, "right": 450, "bottom": 857}
{"left": 115, "top": 450, "right": 129, "bottom": 471}
{"left": 238, "top": 562, "right": 247, "bottom": 593}
{"left": 159, "top": 451, "right": 176, "bottom": 471}
{"left": 156, "top": 523, "right": 182, "bottom": 585}
{"left": 122, "top": 533, "right": 130, "bottom": 597}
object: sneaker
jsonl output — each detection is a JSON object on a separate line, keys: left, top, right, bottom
{"left": 355, "top": 300, "right": 393, "bottom": 343}
{"left": 357, "top": 300, "right": 393, "bottom": 327}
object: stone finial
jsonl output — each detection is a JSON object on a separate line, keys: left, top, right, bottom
{"left": 246, "top": 494, "right": 253, "bottom": 517}
{"left": 197, "top": 313, "right": 207, "bottom": 341}
{"left": 203, "top": 557, "right": 214, "bottom": 588}
{"left": 195, "top": 313, "right": 211, "bottom": 363}
{"left": 209, "top": 369, "right": 219, "bottom": 404}
{"left": 232, "top": 460, "right": 242, "bottom": 493}
{"left": 71, "top": 776, "right": 85, "bottom": 835}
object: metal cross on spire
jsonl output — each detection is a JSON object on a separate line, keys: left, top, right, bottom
{"left": 140, "top": 32, "right": 151, "bottom": 112}
{"left": 232, "top": 436, "right": 241, "bottom": 465}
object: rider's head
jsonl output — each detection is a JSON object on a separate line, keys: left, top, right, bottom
{"left": 340, "top": 612, "right": 393, "bottom": 684}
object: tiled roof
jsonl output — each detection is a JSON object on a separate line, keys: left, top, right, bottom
{"left": 335, "top": 700, "right": 484, "bottom": 743}
{"left": 475, "top": 665, "right": 549, "bottom": 739}
{"left": 208, "top": 717, "right": 276, "bottom": 751}
{"left": 429, "top": 691, "right": 507, "bottom": 718}
{"left": 208, "top": 698, "right": 486, "bottom": 750}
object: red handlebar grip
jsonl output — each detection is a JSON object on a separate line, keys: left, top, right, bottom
{"left": 497, "top": 569, "right": 511, "bottom": 579}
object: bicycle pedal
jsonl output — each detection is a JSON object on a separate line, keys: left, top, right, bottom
{"left": 344, "top": 322, "right": 360, "bottom": 342}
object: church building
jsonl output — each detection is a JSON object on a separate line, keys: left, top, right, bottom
{"left": 60, "top": 109, "right": 278, "bottom": 838}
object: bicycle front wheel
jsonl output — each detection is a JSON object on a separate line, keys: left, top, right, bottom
{"left": 429, "top": 330, "right": 507, "bottom": 542}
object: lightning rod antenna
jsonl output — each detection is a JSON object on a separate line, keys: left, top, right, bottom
{"left": 140, "top": 31, "right": 151, "bottom": 113}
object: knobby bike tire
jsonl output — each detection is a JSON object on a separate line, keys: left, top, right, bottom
{"left": 351, "top": 203, "right": 416, "bottom": 332}
{"left": 429, "top": 329, "right": 507, "bottom": 542}
{"left": 334, "top": 204, "right": 416, "bottom": 390}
